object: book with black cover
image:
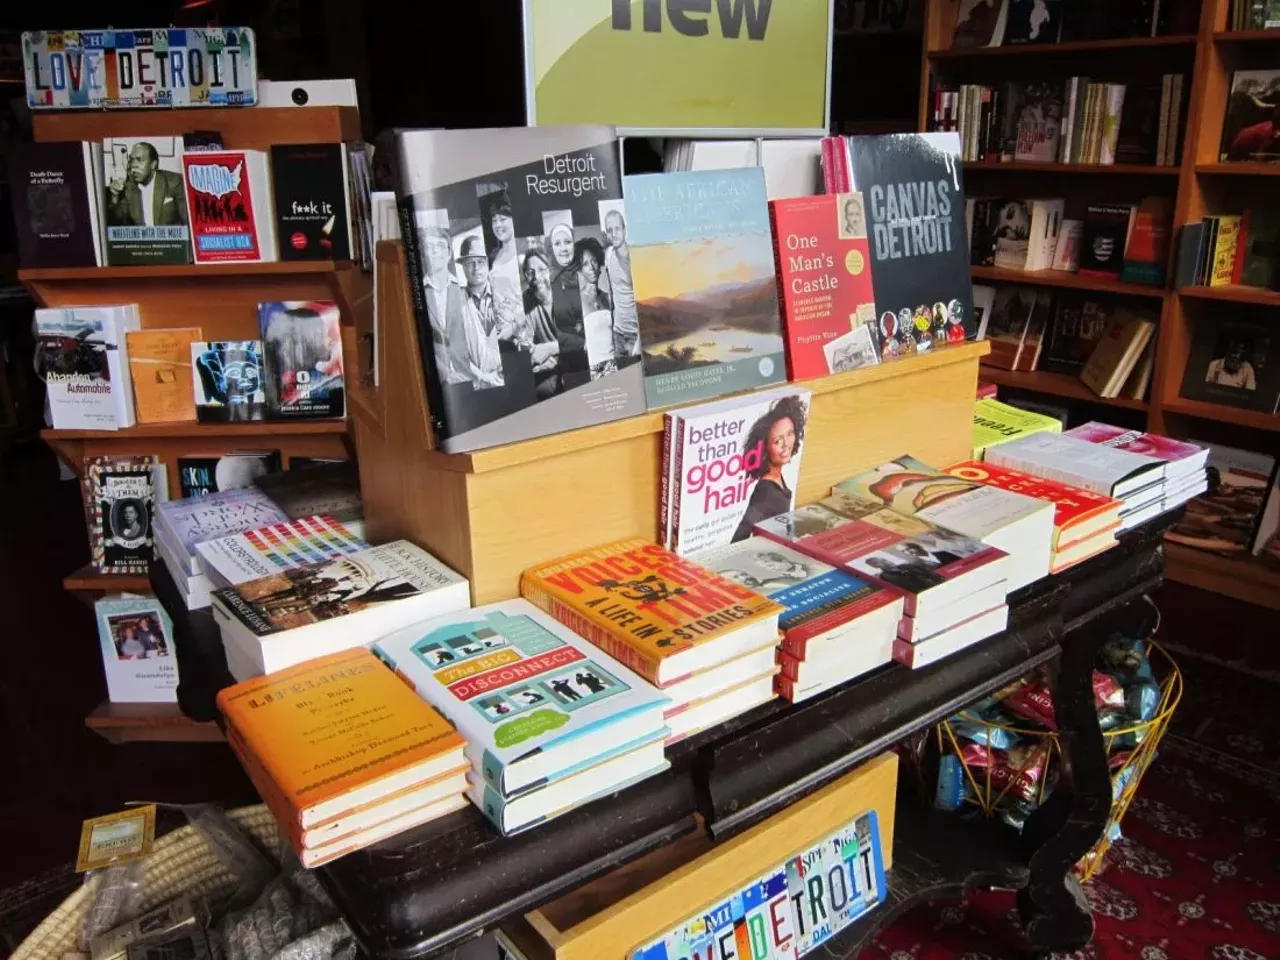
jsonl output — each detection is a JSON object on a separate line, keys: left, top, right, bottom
{"left": 392, "top": 125, "right": 645, "bottom": 453}
{"left": 1003, "top": 0, "right": 1064, "bottom": 43}
{"left": 845, "top": 133, "right": 975, "bottom": 343}
{"left": 1014, "top": 82, "right": 1064, "bottom": 163}
{"left": 1241, "top": 209, "right": 1280, "bottom": 289}
{"left": 1174, "top": 221, "right": 1208, "bottom": 287}
{"left": 1179, "top": 313, "right": 1280, "bottom": 413}
{"left": 10, "top": 141, "right": 99, "bottom": 268}
{"left": 1041, "top": 294, "right": 1112, "bottom": 375}
{"left": 270, "top": 143, "right": 351, "bottom": 261}
{"left": 1078, "top": 205, "right": 1135, "bottom": 279}
{"left": 1115, "top": 81, "right": 1163, "bottom": 166}
{"left": 952, "top": 0, "right": 1008, "bottom": 48}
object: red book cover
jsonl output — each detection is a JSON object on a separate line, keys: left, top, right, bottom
{"left": 770, "top": 193, "right": 878, "bottom": 380}
{"left": 1232, "top": 208, "right": 1252, "bottom": 284}
{"left": 184, "top": 150, "right": 263, "bottom": 263}
{"left": 944, "top": 460, "right": 1122, "bottom": 541}
{"left": 977, "top": 381, "right": 998, "bottom": 399}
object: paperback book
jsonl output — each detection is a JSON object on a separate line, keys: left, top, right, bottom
{"left": 769, "top": 193, "right": 879, "bottom": 380}
{"left": 973, "top": 397, "right": 1063, "bottom": 458}
{"left": 984, "top": 432, "right": 1165, "bottom": 499}
{"left": 83, "top": 456, "right": 161, "bottom": 574}
{"left": 259, "top": 301, "right": 346, "bottom": 419}
{"left": 195, "top": 514, "right": 367, "bottom": 589}
{"left": 1078, "top": 205, "right": 1134, "bottom": 279}
{"left": 667, "top": 387, "right": 812, "bottom": 557}
{"left": 37, "top": 305, "right": 141, "bottom": 430}
{"left": 625, "top": 167, "right": 786, "bottom": 408}
{"left": 1040, "top": 295, "right": 1111, "bottom": 376}
{"left": 127, "top": 328, "right": 202, "bottom": 424}
{"left": 156, "top": 487, "right": 289, "bottom": 576}
{"left": 270, "top": 143, "right": 352, "bottom": 261}
{"left": 192, "top": 341, "right": 266, "bottom": 422}
{"left": 184, "top": 150, "right": 277, "bottom": 263}
{"left": 10, "top": 140, "right": 103, "bottom": 267}
{"left": 95, "top": 596, "right": 178, "bottom": 703}
{"left": 177, "top": 452, "right": 281, "bottom": 499}
{"left": 392, "top": 125, "right": 645, "bottom": 452}
{"left": 101, "top": 136, "right": 191, "bottom": 265}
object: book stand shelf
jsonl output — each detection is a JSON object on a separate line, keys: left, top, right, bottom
{"left": 920, "top": 0, "right": 1280, "bottom": 610}
{"left": 349, "top": 241, "right": 991, "bottom": 605}
{"left": 21, "top": 104, "right": 370, "bottom": 742}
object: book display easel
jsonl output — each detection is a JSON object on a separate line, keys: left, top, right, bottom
{"left": 920, "top": 0, "right": 1280, "bottom": 611}
{"left": 21, "top": 104, "right": 369, "bottom": 742}
{"left": 349, "top": 243, "right": 990, "bottom": 605}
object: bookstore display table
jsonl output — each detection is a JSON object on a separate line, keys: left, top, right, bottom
{"left": 159, "top": 516, "right": 1172, "bottom": 960}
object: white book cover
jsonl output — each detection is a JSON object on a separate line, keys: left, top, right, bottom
{"left": 95, "top": 596, "right": 179, "bottom": 702}
{"left": 196, "top": 514, "right": 368, "bottom": 587}
{"left": 986, "top": 432, "right": 1166, "bottom": 498}
{"left": 671, "top": 386, "right": 812, "bottom": 557}
{"left": 1050, "top": 220, "right": 1081, "bottom": 272}
{"left": 156, "top": 487, "right": 289, "bottom": 575}
{"left": 1026, "top": 199, "right": 1065, "bottom": 272}
{"left": 374, "top": 599, "right": 669, "bottom": 797}
{"left": 37, "top": 305, "right": 140, "bottom": 430}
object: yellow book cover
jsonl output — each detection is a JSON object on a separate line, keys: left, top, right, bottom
{"left": 972, "top": 398, "right": 1062, "bottom": 459}
{"left": 1210, "top": 216, "right": 1242, "bottom": 288}
{"left": 521, "top": 538, "right": 784, "bottom": 686}
{"left": 216, "top": 648, "right": 466, "bottom": 826}
{"left": 126, "top": 328, "right": 202, "bottom": 423}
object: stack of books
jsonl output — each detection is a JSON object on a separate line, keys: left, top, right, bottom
{"left": 1064, "top": 424, "right": 1210, "bottom": 513}
{"left": 376, "top": 600, "right": 670, "bottom": 835}
{"left": 521, "top": 539, "right": 785, "bottom": 744}
{"left": 153, "top": 487, "right": 289, "bottom": 609}
{"left": 211, "top": 540, "right": 470, "bottom": 678}
{"left": 194, "top": 514, "right": 367, "bottom": 592}
{"left": 754, "top": 494, "right": 1012, "bottom": 670}
{"left": 698, "top": 539, "right": 904, "bottom": 703}
{"left": 218, "top": 649, "right": 470, "bottom": 868}
{"left": 945, "top": 461, "right": 1124, "bottom": 573}
{"left": 984, "top": 432, "right": 1173, "bottom": 532}
{"left": 972, "top": 398, "right": 1063, "bottom": 459}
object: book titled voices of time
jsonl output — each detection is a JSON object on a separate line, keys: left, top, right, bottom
{"left": 375, "top": 599, "right": 670, "bottom": 835}
{"left": 624, "top": 167, "right": 787, "bottom": 409}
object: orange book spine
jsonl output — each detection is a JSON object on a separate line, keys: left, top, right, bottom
{"left": 224, "top": 721, "right": 307, "bottom": 853}
{"left": 520, "top": 574, "right": 661, "bottom": 684}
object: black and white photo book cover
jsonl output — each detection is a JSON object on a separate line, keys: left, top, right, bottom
{"left": 393, "top": 125, "right": 645, "bottom": 453}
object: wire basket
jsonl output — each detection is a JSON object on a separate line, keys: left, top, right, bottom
{"left": 935, "top": 638, "right": 1182, "bottom": 881}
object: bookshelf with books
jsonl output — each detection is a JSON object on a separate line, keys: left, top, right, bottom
{"left": 19, "top": 104, "right": 370, "bottom": 741}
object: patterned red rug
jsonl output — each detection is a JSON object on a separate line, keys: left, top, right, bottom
{"left": 868, "top": 734, "right": 1280, "bottom": 960}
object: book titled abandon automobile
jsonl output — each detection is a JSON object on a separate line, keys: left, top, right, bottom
{"left": 392, "top": 125, "right": 645, "bottom": 453}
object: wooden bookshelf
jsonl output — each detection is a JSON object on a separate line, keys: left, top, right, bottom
{"left": 929, "top": 34, "right": 1198, "bottom": 59}
{"left": 1164, "top": 543, "right": 1280, "bottom": 611}
{"left": 42, "top": 421, "right": 348, "bottom": 441}
{"left": 62, "top": 563, "right": 152, "bottom": 602}
{"left": 85, "top": 701, "right": 223, "bottom": 744}
{"left": 1161, "top": 397, "right": 1280, "bottom": 431}
{"left": 1213, "top": 28, "right": 1280, "bottom": 43}
{"left": 1194, "top": 162, "right": 1280, "bottom": 175}
{"left": 1178, "top": 284, "right": 1280, "bottom": 305}
{"left": 972, "top": 265, "right": 1168, "bottom": 298}
{"left": 20, "top": 261, "right": 351, "bottom": 282}
{"left": 963, "top": 161, "right": 1179, "bottom": 176}
{"left": 979, "top": 367, "right": 1149, "bottom": 411}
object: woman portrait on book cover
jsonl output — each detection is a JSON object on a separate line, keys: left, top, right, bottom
{"left": 543, "top": 215, "right": 589, "bottom": 383}
{"left": 732, "top": 394, "right": 808, "bottom": 541}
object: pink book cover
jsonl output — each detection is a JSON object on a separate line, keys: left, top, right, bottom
{"left": 1064, "top": 423, "right": 1205, "bottom": 463}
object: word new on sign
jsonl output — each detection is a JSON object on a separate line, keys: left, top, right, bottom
{"left": 23, "top": 28, "right": 257, "bottom": 110}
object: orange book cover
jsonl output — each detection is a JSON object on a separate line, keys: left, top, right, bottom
{"left": 126, "top": 328, "right": 202, "bottom": 423}
{"left": 216, "top": 648, "right": 466, "bottom": 826}
{"left": 520, "top": 537, "right": 783, "bottom": 685}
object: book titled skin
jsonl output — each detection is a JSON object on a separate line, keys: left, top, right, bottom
{"left": 126, "top": 328, "right": 202, "bottom": 424}
{"left": 184, "top": 150, "right": 277, "bottom": 263}
{"left": 624, "top": 167, "right": 786, "bottom": 409}
{"left": 216, "top": 649, "right": 467, "bottom": 841}
{"left": 177, "top": 451, "right": 281, "bottom": 499}
{"left": 667, "top": 386, "right": 811, "bottom": 558}
{"left": 769, "top": 193, "right": 879, "bottom": 380}
{"left": 972, "top": 398, "right": 1063, "bottom": 458}
{"left": 521, "top": 537, "right": 784, "bottom": 687}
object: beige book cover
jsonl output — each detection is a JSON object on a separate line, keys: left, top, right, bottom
{"left": 1080, "top": 314, "right": 1154, "bottom": 398}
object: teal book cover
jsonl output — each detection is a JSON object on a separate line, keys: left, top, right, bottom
{"left": 623, "top": 168, "right": 786, "bottom": 409}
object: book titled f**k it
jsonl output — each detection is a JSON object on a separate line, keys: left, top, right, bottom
{"left": 183, "top": 150, "right": 278, "bottom": 263}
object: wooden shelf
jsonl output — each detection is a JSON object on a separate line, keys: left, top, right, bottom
{"left": 973, "top": 265, "right": 1167, "bottom": 298}
{"left": 1164, "top": 543, "right": 1280, "bottom": 611}
{"left": 1161, "top": 397, "right": 1280, "bottom": 431}
{"left": 1178, "top": 284, "right": 1280, "bottom": 306}
{"left": 42, "top": 420, "right": 348, "bottom": 441}
{"left": 85, "top": 701, "right": 223, "bottom": 744}
{"left": 63, "top": 564, "right": 151, "bottom": 595}
{"left": 980, "top": 366, "right": 1149, "bottom": 411}
{"left": 20, "top": 261, "right": 352, "bottom": 282}
{"left": 1195, "top": 162, "right": 1280, "bottom": 176}
{"left": 1214, "top": 29, "right": 1280, "bottom": 44}
{"left": 963, "top": 161, "right": 1178, "bottom": 175}
{"left": 930, "top": 34, "right": 1197, "bottom": 59}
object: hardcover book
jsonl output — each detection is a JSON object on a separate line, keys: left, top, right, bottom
{"left": 258, "top": 301, "right": 345, "bottom": 419}
{"left": 155, "top": 487, "right": 289, "bottom": 576}
{"left": 784, "top": 809, "right": 886, "bottom": 955}
{"left": 10, "top": 141, "right": 102, "bottom": 267}
{"left": 392, "top": 125, "right": 645, "bottom": 452}
{"left": 951, "top": 0, "right": 1008, "bottom": 48}
{"left": 191, "top": 341, "right": 266, "bottom": 422}
{"left": 184, "top": 150, "right": 277, "bottom": 263}
{"left": 1078, "top": 205, "right": 1135, "bottom": 279}
{"left": 101, "top": 136, "right": 191, "bottom": 265}
{"left": 521, "top": 537, "right": 784, "bottom": 687}
{"left": 95, "top": 596, "right": 178, "bottom": 703}
{"left": 1178, "top": 313, "right": 1280, "bottom": 413}
{"left": 624, "top": 167, "right": 786, "bottom": 409}
{"left": 374, "top": 600, "right": 669, "bottom": 811}
{"left": 770, "top": 193, "right": 878, "bottom": 380}
{"left": 1120, "top": 196, "right": 1171, "bottom": 286}
{"left": 177, "top": 452, "right": 281, "bottom": 499}
{"left": 270, "top": 143, "right": 351, "bottom": 261}
{"left": 844, "top": 133, "right": 974, "bottom": 349}
{"left": 216, "top": 649, "right": 467, "bottom": 853}
{"left": 127, "top": 328, "right": 202, "bottom": 424}
{"left": 254, "top": 460, "right": 362, "bottom": 524}
{"left": 1003, "top": 0, "right": 1063, "bottom": 43}
{"left": 37, "top": 306, "right": 141, "bottom": 430}
{"left": 195, "top": 514, "right": 367, "bottom": 588}
{"left": 668, "top": 387, "right": 812, "bottom": 557}
{"left": 1040, "top": 295, "right": 1111, "bottom": 375}
{"left": 1220, "top": 69, "right": 1280, "bottom": 162}
{"left": 83, "top": 456, "right": 160, "bottom": 574}
{"left": 1167, "top": 444, "right": 1275, "bottom": 556}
